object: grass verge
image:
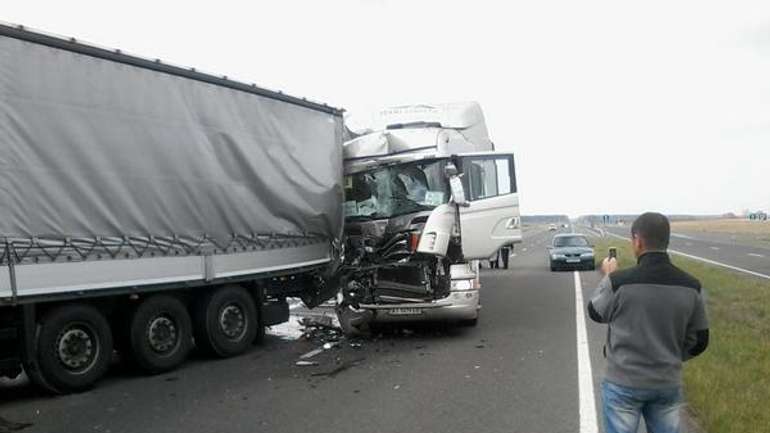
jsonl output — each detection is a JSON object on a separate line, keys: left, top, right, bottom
{"left": 671, "top": 218, "right": 770, "bottom": 248}
{"left": 671, "top": 218, "right": 770, "bottom": 235}
{"left": 590, "top": 236, "right": 770, "bottom": 433}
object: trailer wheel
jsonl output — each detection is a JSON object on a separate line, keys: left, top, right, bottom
{"left": 33, "top": 304, "right": 113, "bottom": 394}
{"left": 125, "top": 295, "right": 192, "bottom": 373}
{"left": 193, "top": 285, "right": 257, "bottom": 357}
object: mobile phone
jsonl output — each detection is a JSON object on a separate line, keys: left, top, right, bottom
{"left": 608, "top": 247, "right": 617, "bottom": 260}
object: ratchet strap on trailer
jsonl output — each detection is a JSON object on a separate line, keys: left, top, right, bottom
{"left": 3, "top": 238, "right": 18, "bottom": 304}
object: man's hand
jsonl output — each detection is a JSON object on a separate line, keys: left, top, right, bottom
{"left": 601, "top": 257, "right": 618, "bottom": 275}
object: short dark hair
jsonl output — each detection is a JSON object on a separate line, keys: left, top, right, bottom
{"left": 631, "top": 212, "right": 670, "bottom": 250}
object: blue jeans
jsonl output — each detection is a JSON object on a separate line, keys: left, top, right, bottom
{"left": 602, "top": 380, "right": 684, "bottom": 433}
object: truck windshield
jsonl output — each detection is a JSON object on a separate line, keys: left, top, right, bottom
{"left": 344, "top": 160, "right": 449, "bottom": 220}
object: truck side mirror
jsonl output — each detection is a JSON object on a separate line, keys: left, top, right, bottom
{"left": 449, "top": 176, "right": 469, "bottom": 207}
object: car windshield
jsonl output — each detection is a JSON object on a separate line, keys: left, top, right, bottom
{"left": 553, "top": 236, "right": 589, "bottom": 247}
{"left": 344, "top": 160, "right": 449, "bottom": 220}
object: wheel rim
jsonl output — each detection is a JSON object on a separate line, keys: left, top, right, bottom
{"left": 219, "top": 303, "right": 247, "bottom": 341}
{"left": 147, "top": 315, "right": 178, "bottom": 354}
{"left": 56, "top": 323, "right": 99, "bottom": 374}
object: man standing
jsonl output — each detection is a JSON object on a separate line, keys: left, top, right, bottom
{"left": 588, "top": 212, "right": 709, "bottom": 433}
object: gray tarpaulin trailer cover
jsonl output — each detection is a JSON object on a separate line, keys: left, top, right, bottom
{"left": 0, "top": 25, "right": 344, "bottom": 302}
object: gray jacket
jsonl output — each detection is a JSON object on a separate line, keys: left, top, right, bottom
{"left": 588, "top": 252, "right": 709, "bottom": 389}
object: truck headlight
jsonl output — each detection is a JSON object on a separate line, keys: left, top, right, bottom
{"left": 451, "top": 279, "right": 473, "bottom": 291}
{"left": 422, "top": 232, "right": 437, "bottom": 250}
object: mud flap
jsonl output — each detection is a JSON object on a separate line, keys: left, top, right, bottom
{"left": 260, "top": 298, "right": 289, "bottom": 327}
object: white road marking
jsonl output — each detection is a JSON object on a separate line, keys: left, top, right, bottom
{"left": 574, "top": 271, "right": 599, "bottom": 433}
{"left": 748, "top": 253, "right": 765, "bottom": 258}
{"left": 604, "top": 231, "right": 770, "bottom": 280}
{"left": 710, "top": 246, "right": 720, "bottom": 251}
{"left": 584, "top": 227, "right": 604, "bottom": 237}
{"left": 671, "top": 233, "right": 697, "bottom": 240}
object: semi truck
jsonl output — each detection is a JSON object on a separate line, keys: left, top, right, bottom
{"left": 0, "top": 24, "right": 345, "bottom": 393}
{"left": 334, "top": 103, "right": 522, "bottom": 334}
{"left": 0, "top": 25, "right": 521, "bottom": 394}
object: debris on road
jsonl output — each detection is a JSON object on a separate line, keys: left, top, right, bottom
{"left": 0, "top": 416, "right": 33, "bottom": 432}
{"left": 322, "top": 342, "right": 337, "bottom": 350}
{"left": 298, "top": 341, "right": 340, "bottom": 362}
{"left": 268, "top": 309, "right": 343, "bottom": 343}
{"left": 298, "top": 347, "right": 326, "bottom": 360}
{"left": 298, "top": 315, "right": 345, "bottom": 344}
{"left": 310, "top": 358, "right": 365, "bottom": 378}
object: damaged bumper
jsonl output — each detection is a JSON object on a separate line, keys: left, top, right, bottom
{"left": 361, "top": 279, "right": 480, "bottom": 322}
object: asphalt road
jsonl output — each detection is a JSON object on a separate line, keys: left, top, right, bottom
{"left": 0, "top": 227, "right": 613, "bottom": 433}
{"left": 596, "top": 225, "right": 770, "bottom": 278}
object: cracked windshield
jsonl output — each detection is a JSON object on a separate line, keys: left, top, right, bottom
{"left": 344, "top": 161, "right": 449, "bottom": 219}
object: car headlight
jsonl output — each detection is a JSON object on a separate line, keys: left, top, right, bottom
{"left": 551, "top": 253, "right": 565, "bottom": 259}
{"left": 580, "top": 252, "right": 594, "bottom": 258}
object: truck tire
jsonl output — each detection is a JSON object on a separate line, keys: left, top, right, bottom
{"left": 193, "top": 285, "right": 257, "bottom": 358}
{"left": 33, "top": 304, "right": 113, "bottom": 394}
{"left": 125, "top": 295, "right": 192, "bottom": 374}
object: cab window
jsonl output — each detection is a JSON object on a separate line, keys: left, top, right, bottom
{"left": 462, "top": 155, "right": 516, "bottom": 201}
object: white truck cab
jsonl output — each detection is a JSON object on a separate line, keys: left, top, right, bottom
{"left": 335, "top": 102, "right": 521, "bottom": 333}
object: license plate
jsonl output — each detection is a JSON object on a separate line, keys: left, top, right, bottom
{"left": 389, "top": 307, "right": 423, "bottom": 316}
{"left": 566, "top": 259, "right": 580, "bottom": 263}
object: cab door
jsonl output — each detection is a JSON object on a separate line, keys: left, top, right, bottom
{"left": 457, "top": 153, "right": 522, "bottom": 259}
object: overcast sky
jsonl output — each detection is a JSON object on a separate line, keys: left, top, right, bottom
{"left": 5, "top": 1, "right": 769, "bottom": 216}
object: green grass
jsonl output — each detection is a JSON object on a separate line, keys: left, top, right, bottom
{"left": 589, "top": 237, "right": 770, "bottom": 433}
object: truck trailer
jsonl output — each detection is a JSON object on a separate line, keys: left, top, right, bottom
{"left": 0, "top": 24, "right": 344, "bottom": 393}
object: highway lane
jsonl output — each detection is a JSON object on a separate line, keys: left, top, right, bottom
{"left": 596, "top": 225, "right": 770, "bottom": 278}
{"left": 0, "top": 226, "right": 611, "bottom": 433}
{"left": 668, "top": 229, "right": 770, "bottom": 250}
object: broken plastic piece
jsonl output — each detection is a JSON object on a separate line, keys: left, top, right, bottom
{"left": 299, "top": 348, "right": 325, "bottom": 360}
